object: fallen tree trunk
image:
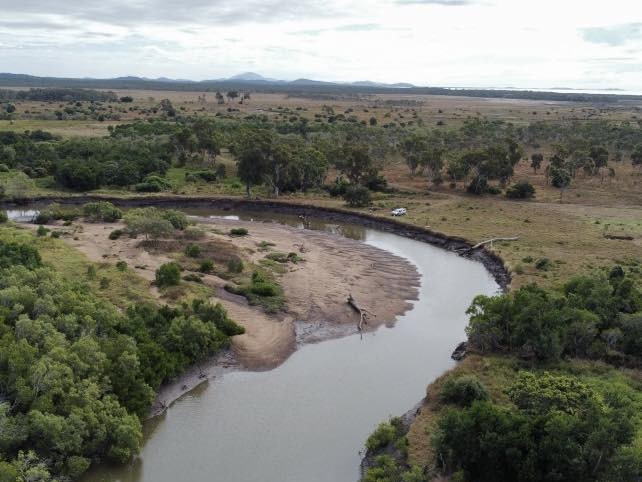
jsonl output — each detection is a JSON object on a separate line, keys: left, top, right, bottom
{"left": 347, "top": 294, "right": 372, "bottom": 331}
{"left": 470, "top": 236, "right": 519, "bottom": 250}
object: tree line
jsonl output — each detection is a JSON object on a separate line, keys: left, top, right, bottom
{"left": 0, "top": 234, "right": 243, "bottom": 479}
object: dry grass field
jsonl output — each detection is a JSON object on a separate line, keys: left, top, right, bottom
{"left": 1, "top": 88, "right": 640, "bottom": 291}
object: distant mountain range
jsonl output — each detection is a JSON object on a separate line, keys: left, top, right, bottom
{"left": 1, "top": 72, "right": 640, "bottom": 103}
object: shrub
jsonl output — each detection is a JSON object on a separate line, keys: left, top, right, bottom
{"left": 183, "top": 226, "right": 206, "bottom": 240}
{"left": 185, "top": 244, "right": 201, "bottom": 258}
{"left": 161, "top": 209, "right": 188, "bottom": 230}
{"left": 366, "top": 422, "right": 397, "bottom": 452}
{"left": 109, "top": 229, "right": 124, "bottom": 240}
{"left": 440, "top": 375, "right": 490, "bottom": 406}
{"left": 199, "top": 260, "right": 214, "bottom": 273}
{"left": 535, "top": 257, "right": 552, "bottom": 271}
{"left": 250, "top": 281, "right": 278, "bottom": 296}
{"left": 0, "top": 241, "right": 42, "bottom": 269}
{"left": 230, "top": 227, "right": 248, "bottom": 236}
{"left": 183, "top": 273, "right": 203, "bottom": 283}
{"left": 506, "top": 180, "right": 535, "bottom": 199}
{"left": 34, "top": 212, "right": 52, "bottom": 224}
{"left": 326, "top": 178, "right": 350, "bottom": 197}
{"left": 227, "top": 256, "right": 244, "bottom": 273}
{"left": 83, "top": 202, "right": 122, "bottom": 222}
{"left": 36, "top": 225, "right": 48, "bottom": 237}
{"left": 99, "top": 277, "right": 110, "bottom": 289}
{"left": 116, "top": 260, "right": 127, "bottom": 271}
{"left": 265, "top": 252, "right": 303, "bottom": 264}
{"left": 55, "top": 159, "right": 102, "bottom": 191}
{"left": 50, "top": 231, "right": 61, "bottom": 238}
{"left": 343, "top": 185, "right": 372, "bottom": 207}
{"left": 134, "top": 175, "right": 173, "bottom": 192}
{"left": 0, "top": 211, "right": 8, "bottom": 223}
{"left": 155, "top": 262, "right": 181, "bottom": 287}
{"left": 86, "top": 265, "right": 97, "bottom": 279}
{"left": 184, "top": 170, "right": 218, "bottom": 183}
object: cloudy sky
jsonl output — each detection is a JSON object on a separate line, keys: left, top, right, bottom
{"left": 0, "top": 0, "right": 641, "bottom": 90}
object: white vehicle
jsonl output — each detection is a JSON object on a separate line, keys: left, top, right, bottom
{"left": 391, "top": 207, "right": 407, "bottom": 216}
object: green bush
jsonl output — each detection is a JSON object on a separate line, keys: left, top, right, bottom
{"left": 250, "top": 281, "right": 278, "bottom": 296}
{"left": 155, "top": 262, "right": 181, "bottom": 287}
{"left": 183, "top": 273, "right": 203, "bottom": 283}
{"left": 440, "top": 375, "right": 490, "bottom": 406}
{"left": 343, "top": 184, "right": 372, "bottom": 207}
{"left": 366, "top": 422, "right": 398, "bottom": 452}
{"left": 134, "top": 175, "right": 173, "bottom": 192}
{"left": 183, "top": 226, "right": 206, "bottom": 240}
{"left": 535, "top": 257, "right": 552, "bottom": 271}
{"left": 185, "top": 244, "right": 201, "bottom": 258}
{"left": 109, "top": 229, "right": 124, "bottom": 240}
{"left": 434, "top": 373, "right": 638, "bottom": 482}
{"left": 99, "top": 277, "right": 110, "bottom": 289}
{"left": 227, "top": 256, "right": 244, "bottom": 273}
{"left": 184, "top": 170, "right": 218, "bottom": 183}
{"left": 83, "top": 202, "right": 122, "bottom": 222}
{"left": 199, "top": 260, "right": 214, "bottom": 273}
{"left": 116, "top": 260, "right": 127, "bottom": 271}
{"left": 36, "top": 225, "right": 48, "bottom": 237}
{"left": 506, "top": 180, "right": 536, "bottom": 199}
{"left": 230, "top": 227, "right": 248, "bottom": 236}
{"left": 0, "top": 211, "right": 7, "bottom": 223}
{"left": 161, "top": 209, "right": 188, "bottom": 230}
{"left": 0, "top": 241, "right": 42, "bottom": 269}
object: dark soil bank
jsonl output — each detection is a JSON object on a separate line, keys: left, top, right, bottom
{"left": 8, "top": 195, "right": 511, "bottom": 291}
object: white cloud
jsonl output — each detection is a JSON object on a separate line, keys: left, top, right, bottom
{"left": 0, "top": 0, "right": 640, "bottom": 90}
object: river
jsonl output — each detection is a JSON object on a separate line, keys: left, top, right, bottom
{"left": 13, "top": 207, "right": 498, "bottom": 482}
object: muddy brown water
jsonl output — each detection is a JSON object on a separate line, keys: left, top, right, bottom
{"left": 7, "top": 208, "right": 498, "bottom": 482}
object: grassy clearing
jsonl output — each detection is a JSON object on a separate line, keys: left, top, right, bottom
{"left": 0, "top": 224, "right": 154, "bottom": 308}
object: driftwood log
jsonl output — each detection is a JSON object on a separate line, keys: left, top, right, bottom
{"left": 347, "top": 294, "right": 374, "bottom": 331}
{"left": 471, "top": 237, "right": 519, "bottom": 250}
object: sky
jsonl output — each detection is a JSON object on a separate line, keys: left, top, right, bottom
{"left": 0, "top": 0, "right": 641, "bottom": 90}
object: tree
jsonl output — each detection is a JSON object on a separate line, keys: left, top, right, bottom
{"left": 549, "top": 166, "right": 571, "bottom": 202}
{"left": 336, "top": 144, "right": 377, "bottom": 184}
{"left": 631, "top": 145, "right": 642, "bottom": 171}
{"left": 530, "top": 153, "right": 543, "bottom": 173}
{"left": 1, "top": 172, "right": 35, "bottom": 200}
{"left": 124, "top": 209, "right": 174, "bottom": 241}
{"left": 192, "top": 120, "right": 221, "bottom": 167}
{"left": 420, "top": 146, "right": 445, "bottom": 183}
{"left": 400, "top": 135, "right": 426, "bottom": 176}
{"left": 343, "top": 185, "right": 372, "bottom": 207}
{"left": 5, "top": 103, "right": 16, "bottom": 114}
{"left": 159, "top": 99, "right": 175, "bottom": 117}
{"left": 155, "top": 262, "right": 181, "bottom": 287}
{"left": 55, "top": 159, "right": 102, "bottom": 191}
{"left": 506, "top": 180, "right": 535, "bottom": 199}
{"left": 215, "top": 91, "right": 225, "bottom": 104}
{"left": 589, "top": 145, "right": 609, "bottom": 175}
{"left": 226, "top": 91, "right": 239, "bottom": 103}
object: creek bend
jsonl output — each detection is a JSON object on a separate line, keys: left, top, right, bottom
{"left": 9, "top": 206, "right": 499, "bottom": 482}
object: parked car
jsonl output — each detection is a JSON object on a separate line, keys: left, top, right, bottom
{"left": 391, "top": 207, "right": 407, "bottom": 216}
